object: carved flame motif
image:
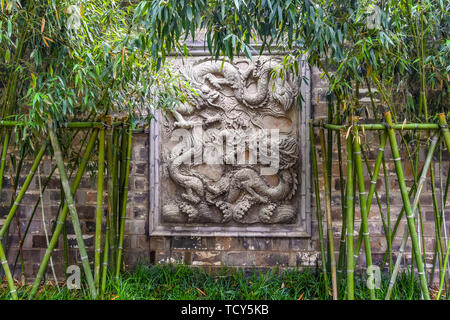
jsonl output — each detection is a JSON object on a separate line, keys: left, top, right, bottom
{"left": 161, "top": 57, "right": 300, "bottom": 225}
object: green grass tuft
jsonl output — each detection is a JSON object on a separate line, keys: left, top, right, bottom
{"left": 0, "top": 263, "right": 424, "bottom": 300}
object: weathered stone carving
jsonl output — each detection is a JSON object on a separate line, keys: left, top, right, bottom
{"left": 161, "top": 57, "right": 301, "bottom": 225}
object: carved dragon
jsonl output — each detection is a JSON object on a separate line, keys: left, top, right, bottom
{"left": 163, "top": 57, "right": 300, "bottom": 225}
{"left": 171, "top": 57, "right": 298, "bottom": 128}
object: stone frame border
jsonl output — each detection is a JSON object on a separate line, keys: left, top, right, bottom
{"left": 149, "top": 47, "right": 312, "bottom": 237}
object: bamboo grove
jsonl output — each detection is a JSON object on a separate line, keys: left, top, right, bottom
{"left": 310, "top": 113, "right": 450, "bottom": 300}
{"left": 1, "top": 0, "right": 448, "bottom": 300}
{"left": 0, "top": 119, "right": 142, "bottom": 299}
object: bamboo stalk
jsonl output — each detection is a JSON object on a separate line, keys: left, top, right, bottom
{"left": 384, "top": 110, "right": 430, "bottom": 300}
{"left": 110, "top": 128, "right": 120, "bottom": 270}
{"left": 0, "top": 130, "right": 10, "bottom": 201}
{"left": 12, "top": 164, "right": 57, "bottom": 272}
{"left": 0, "top": 241, "right": 17, "bottom": 299}
{"left": 438, "top": 148, "right": 450, "bottom": 290}
{"left": 0, "top": 141, "right": 47, "bottom": 239}
{"left": 37, "top": 166, "right": 59, "bottom": 290}
{"left": 337, "top": 143, "right": 347, "bottom": 277}
{"left": 439, "top": 114, "right": 450, "bottom": 151}
{"left": 0, "top": 121, "right": 123, "bottom": 128}
{"left": 7, "top": 142, "right": 26, "bottom": 281}
{"left": 345, "top": 132, "right": 355, "bottom": 300}
{"left": 28, "top": 129, "right": 99, "bottom": 299}
{"left": 94, "top": 128, "right": 106, "bottom": 290}
{"left": 100, "top": 212, "right": 110, "bottom": 298}
{"left": 115, "top": 125, "right": 132, "bottom": 279}
{"left": 335, "top": 101, "right": 347, "bottom": 277}
{"left": 360, "top": 144, "right": 393, "bottom": 274}
{"left": 47, "top": 123, "right": 97, "bottom": 298}
{"left": 385, "top": 134, "right": 438, "bottom": 299}
{"left": 436, "top": 114, "right": 450, "bottom": 299}
{"left": 353, "top": 132, "right": 388, "bottom": 265}
{"left": 429, "top": 160, "right": 444, "bottom": 284}
{"left": 101, "top": 121, "right": 114, "bottom": 297}
{"left": 316, "top": 123, "right": 441, "bottom": 131}
{"left": 309, "top": 121, "right": 330, "bottom": 296}
{"left": 319, "top": 127, "right": 338, "bottom": 300}
{"left": 352, "top": 123, "right": 375, "bottom": 300}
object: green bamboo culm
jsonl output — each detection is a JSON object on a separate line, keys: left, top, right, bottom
{"left": 345, "top": 131, "right": 355, "bottom": 300}
{"left": 0, "top": 240, "right": 17, "bottom": 299}
{"left": 384, "top": 110, "right": 430, "bottom": 300}
{"left": 110, "top": 128, "right": 120, "bottom": 270}
{"left": 386, "top": 133, "right": 439, "bottom": 299}
{"left": 47, "top": 123, "right": 97, "bottom": 298}
{"left": 12, "top": 164, "right": 57, "bottom": 273}
{"left": 319, "top": 127, "right": 338, "bottom": 300}
{"left": 94, "top": 128, "right": 106, "bottom": 290}
{"left": 0, "top": 130, "right": 11, "bottom": 202}
{"left": 28, "top": 129, "right": 99, "bottom": 299}
{"left": 0, "top": 141, "right": 47, "bottom": 239}
{"left": 354, "top": 132, "right": 388, "bottom": 265}
{"left": 0, "top": 140, "right": 47, "bottom": 293}
{"left": 309, "top": 121, "right": 330, "bottom": 296}
{"left": 115, "top": 125, "right": 132, "bottom": 279}
{"left": 436, "top": 113, "right": 450, "bottom": 299}
{"left": 351, "top": 122, "right": 375, "bottom": 300}
{"left": 101, "top": 213, "right": 110, "bottom": 298}
{"left": 101, "top": 122, "right": 114, "bottom": 297}
{"left": 438, "top": 113, "right": 450, "bottom": 152}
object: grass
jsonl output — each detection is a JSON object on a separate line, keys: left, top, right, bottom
{"left": 0, "top": 263, "right": 423, "bottom": 300}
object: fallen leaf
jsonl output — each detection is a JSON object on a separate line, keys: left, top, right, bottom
{"left": 41, "top": 17, "right": 45, "bottom": 33}
{"left": 196, "top": 288, "right": 206, "bottom": 296}
{"left": 298, "top": 293, "right": 304, "bottom": 300}
{"left": 122, "top": 46, "right": 126, "bottom": 64}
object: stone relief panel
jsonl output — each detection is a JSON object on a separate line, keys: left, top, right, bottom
{"left": 149, "top": 52, "right": 311, "bottom": 237}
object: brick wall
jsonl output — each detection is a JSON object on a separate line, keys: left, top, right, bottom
{"left": 1, "top": 65, "right": 449, "bottom": 282}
